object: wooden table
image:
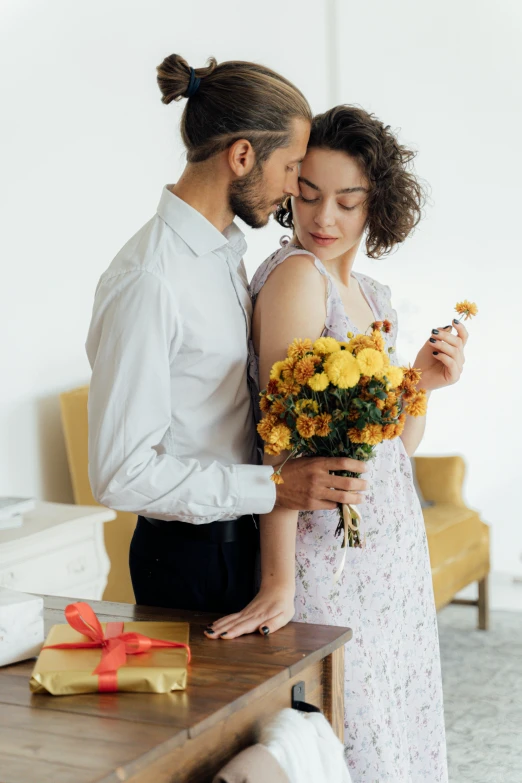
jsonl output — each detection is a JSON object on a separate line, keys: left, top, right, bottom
{"left": 0, "top": 596, "right": 351, "bottom": 783}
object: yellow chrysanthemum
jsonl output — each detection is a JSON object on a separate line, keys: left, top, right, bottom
{"left": 382, "top": 423, "right": 397, "bottom": 440}
{"left": 270, "top": 471, "right": 285, "bottom": 485}
{"left": 287, "top": 338, "right": 314, "bottom": 360}
{"left": 348, "top": 427, "right": 366, "bottom": 444}
{"left": 308, "top": 372, "right": 330, "bottom": 391}
{"left": 313, "top": 336, "right": 340, "bottom": 355}
{"left": 266, "top": 423, "right": 292, "bottom": 451}
{"left": 362, "top": 424, "right": 384, "bottom": 446}
{"left": 402, "top": 367, "right": 422, "bottom": 387}
{"left": 371, "top": 330, "right": 385, "bottom": 351}
{"left": 324, "top": 350, "right": 361, "bottom": 389}
{"left": 395, "top": 414, "right": 406, "bottom": 436}
{"left": 265, "top": 443, "right": 281, "bottom": 456}
{"left": 294, "top": 355, "right": 320, "bottom": 384}
{"left": 347, "top": 335, "right": 375, "bottom": 355}
{"left": 375, "top": 398, "right": 385, "bottom": 410}
{"left": 455, "top": 300, "right": 478, "bottom": 320}
{"left": 296, "top": 414, "right": 316, "bottom": 439}
{"left": 295, "top": 399, "right": 319, "bottom": 414}
{"left": 271, "top": 399, "right": 286, "bottom": 416}
{"left": 257, "top": 414, "right": 277, "bottom": 441}
{"left": 315, "top": 413, "right": 332, "bottom": 437}
{"left": 356, "top": 348, "right": 384, "bottom": 377}
{"left": 384, "top": 365, "right": 404, "bottom": 389}
{"left": 259, "top": 395, "right": 271, "bottom": 413}
{"left": 269, "top": 361, "right": 287, "bottom": 381}
{"left": 407, "top": 392, "right": 428, "bottom": 417}
{"left": 279, "top": 378, "right": 301, "bottom": 396}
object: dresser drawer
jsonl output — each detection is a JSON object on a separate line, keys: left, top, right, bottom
{"left": 0, "top": 535, "right": 108, "bottom": 595}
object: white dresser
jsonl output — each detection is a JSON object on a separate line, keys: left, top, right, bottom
{"left": 0, "top": 502, "right": 116, "bottom": 600}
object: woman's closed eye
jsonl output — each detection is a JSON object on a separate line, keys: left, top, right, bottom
{"left": 299, "top": 194, "right": 356, "bottom": 211}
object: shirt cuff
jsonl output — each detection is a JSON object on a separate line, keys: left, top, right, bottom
{"left": 233, "top": 464, "right": 277, "bottom": 517}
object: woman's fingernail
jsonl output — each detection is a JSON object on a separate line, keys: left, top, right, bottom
{"left": 431, "top": 329, "right": 439, "bottom": 334}
{"left": 433, "top": 351, "right": 439, "bottom": 355}
{"left": 453, "top": 318, "right": 459, "bottom": 323}
{"left": 429, "top": 337, "right": 436, "bottom": 343}
{"left": 220, "top": 632, "right": 228, "bottom": 637}
{"left": 205, "top": 625, "right": 214, "bottom": 631}
{"left": 444, "top": 325, "right": 451, "bottom": 330}
{"left": 205, "top": 629, "right": 216, "bottom": 635}
{"left": 261, "top": 626, "right": 270, "bottom": 636}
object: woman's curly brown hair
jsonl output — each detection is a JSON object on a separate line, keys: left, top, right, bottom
{"left": 275, "top": 105, "right": 426, "bottom": 258}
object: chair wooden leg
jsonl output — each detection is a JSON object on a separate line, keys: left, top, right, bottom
{"left": 478, "top": 576, "right": 489, "bottom": 631}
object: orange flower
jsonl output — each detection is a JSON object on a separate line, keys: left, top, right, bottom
{"left": 296, "top": 414, "right": 316, "bottom": 439}
{"left": 371, "top": 330, "right": 385, "bottom": 351}
{"left": 348, "top": 427, "right": 366, "bottom": 444}
{"left": 407, "top": 392, "right": 428, "bottom": 417}
{"left": 315, "top": 413, "right": 332, "bottom": 436}
{"left": 382, "top": 423, "right": 397, "bottom": 440}
{"left": 371, "top": 320, "right": 383, "bottom": 330}
{"left": 271, "top": 399, "right": 287, "bottom": 416}
{"left": 382, "top": 319, "right": 393, "bottom": 333}
{"left": 270, "top": 471, "right": 285, "bottom": 484}
{"left": 361, "top": 424, "right": 383, "bottom": 446}
{"left": 279, "top": 378, "right": 301, "bottom": 396}
{"left": 455, "top": 300, "right": 478, "bottom": 320}
{"left": 266, "top": 379, "right": 280, "bottom": 395}
{"left": 294, "top": 355, "right": 321, "bottom": 384}
{"left": 375, "top": 398, "right": 385, "bottom": 410}
{"left": 259, "top": 395, "right": 271, "bottom": 413}
{"left": 401, "top": 367, "right": 422, "bottom": 388}
{"left": 288, "top": 338, "right": 314, "bottom": 360}
{"left": 257, "top": 414, "right": 277, "bottom": 441}
{"left": 347, "top": 335, "right": 374, "bottom": 355}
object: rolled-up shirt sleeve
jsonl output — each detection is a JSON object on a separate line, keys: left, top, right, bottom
{"left": 86, "top": 269, "right": 276, "bottom": 523}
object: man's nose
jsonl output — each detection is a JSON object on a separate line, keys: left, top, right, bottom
{"left": 284, "top": 170, "right": 301, "bottom": 198}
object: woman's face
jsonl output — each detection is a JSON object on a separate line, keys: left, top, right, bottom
{"left": 291, "top": 147, "right": 369, "bottom": 261}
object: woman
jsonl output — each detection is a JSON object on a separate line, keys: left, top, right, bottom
{"left": 206, "top": 106, "right": 467, "bottom": 781}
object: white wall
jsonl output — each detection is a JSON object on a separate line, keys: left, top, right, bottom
{"left": 1, "top": 1, "right": 520, "bottom": 574}
{"left": 332, "top": 0, "right": 522, "bottom": 575}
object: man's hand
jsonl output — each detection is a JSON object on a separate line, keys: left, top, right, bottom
{"left": 275, "top": 456, "right": 368, "bottom": 511}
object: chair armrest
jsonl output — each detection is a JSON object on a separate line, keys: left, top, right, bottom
{"left": 413, "top": 455, "right": 467, "bottom": 507}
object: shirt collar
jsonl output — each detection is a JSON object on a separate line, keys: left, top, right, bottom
{"left": 157, "top": 185, "right": 246, "bottom": 259}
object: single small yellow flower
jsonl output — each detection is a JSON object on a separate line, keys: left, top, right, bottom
{"left": 294, "top": 355, "right": 320, "bottom": 384}
{"left": 315, "top": 412, "right": 332, "bottom": 437}
{"left": 287, "top": 338, "right": 314, "bottom": 360}
{"left": 257, "top": 414, "right": 277, "bottom": 440}
{"left": 455, "top": 300, "right": 478, "bottom": 320}
{"left": 407, "top": 392, "right": 428, "bottom": 417}
{"left": 384, "top": 365, "right": 404, "bottom": 388}
{"left": 308, "top": 372, "right": 330, "bottom": 391}
{"left": 295, "top": 399, "right": 319, "bottom": 414}
{"left": 271, "top": 471, "right": 285, "bottom": 485}
{"left": 266, "top": 423, "right": 292, "bottom": 451}
{"left": 296, "top": 414, "right": 316, "bottom": 439}
{"left": 324, "top": 351, "right": 361, "bottom": 388}
{"left": 346, "top": 331, "right": 354, "bottom": 339}
{"left": 313, "top": 336, "right": 340, "bottom": 355}
{"left": 356, "top": 348, "right": 384, "bottom": 377}
{"left": 269, "top": 360, "right": 286, "bottom": 381}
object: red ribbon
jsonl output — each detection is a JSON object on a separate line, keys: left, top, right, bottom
{"left": 42, "top": 602, "right": 191, "bottom": 692}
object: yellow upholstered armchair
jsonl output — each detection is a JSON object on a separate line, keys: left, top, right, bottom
{"left": 60, "top": 386, "right": 136, "bottom": 603}
{"left": 413, "top": 455, "right": 490, "bottom": 629}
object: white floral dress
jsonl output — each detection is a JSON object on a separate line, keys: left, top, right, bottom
{"left": 249, "top": 241, "right": 448, "bottom": 783}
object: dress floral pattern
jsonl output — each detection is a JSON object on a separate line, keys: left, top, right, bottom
{"left": 249, "top": 241, "right": 448, "bottom": 782}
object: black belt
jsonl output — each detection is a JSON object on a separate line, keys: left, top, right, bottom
{"left": 142, "top": 514, "right": 259, "bottom": 544}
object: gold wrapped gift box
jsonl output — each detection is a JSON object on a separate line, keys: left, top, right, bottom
{"left": 30, "top": 605, "right": 190, "bottom": 696}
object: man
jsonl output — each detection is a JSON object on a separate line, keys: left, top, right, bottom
{"left": 86, "top": 53, "right": 367, "bottom": 617}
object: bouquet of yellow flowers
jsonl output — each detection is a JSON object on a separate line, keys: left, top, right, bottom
{"left": 256, "top": 320, "right": 427, "bottom": 575}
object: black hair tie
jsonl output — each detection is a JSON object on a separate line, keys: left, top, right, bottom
{"left": 186, "top": 67, "right": 201, "bottom": 98}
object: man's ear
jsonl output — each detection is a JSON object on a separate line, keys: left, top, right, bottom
{"left": 228, "top": 138, "right": 256, "bottom": 178}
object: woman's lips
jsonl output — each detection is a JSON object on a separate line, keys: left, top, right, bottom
{"left": 310, "top": 232, "right": 338, "bottom": 246}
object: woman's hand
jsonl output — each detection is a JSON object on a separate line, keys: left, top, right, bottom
{"left": 204, "top": 584, "right": 295, "bottom": 640}
{"left": 413, "top": 319, "right": 468, "bottom": 392}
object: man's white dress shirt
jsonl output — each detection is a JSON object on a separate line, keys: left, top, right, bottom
{"left": 86, "top": 186, "right": 276, "bottom": 524}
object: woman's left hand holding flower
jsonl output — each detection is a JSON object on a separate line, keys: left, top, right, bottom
{"left": 413, "top": 319, "right": 468, "bottom": 392}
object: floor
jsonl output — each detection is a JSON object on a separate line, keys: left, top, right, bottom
{"left": 438, "top": 575, "right": 522, "bottom": 783}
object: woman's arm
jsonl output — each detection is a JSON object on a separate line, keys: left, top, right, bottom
{"left": 205, "top": 255, "right": 328, "bottom": 639}
{"left": 400, "top": 390, "right": 432, "bottom": 457}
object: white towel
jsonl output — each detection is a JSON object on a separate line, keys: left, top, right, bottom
{"left": 259, "top": 708, "right": 352, "bottom": 783}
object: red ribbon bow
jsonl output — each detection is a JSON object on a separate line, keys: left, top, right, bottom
{"left": 43, "top": 602, "right": 191, "bottom": 692}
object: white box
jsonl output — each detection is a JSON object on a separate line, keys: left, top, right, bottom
{"left": 0, "top": 587, "right": 44, "bottom": 666}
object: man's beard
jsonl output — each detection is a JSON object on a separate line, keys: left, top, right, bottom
{"left": 228, "top": 163, "right": 276, "bottom": 229}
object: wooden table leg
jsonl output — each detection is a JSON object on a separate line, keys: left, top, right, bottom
{"left": 322, "top": 644, "right": 345, "bottom": 742}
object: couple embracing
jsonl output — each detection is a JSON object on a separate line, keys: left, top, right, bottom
{"left": 87, "top": 53, "right": 467, "bottom": 782}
